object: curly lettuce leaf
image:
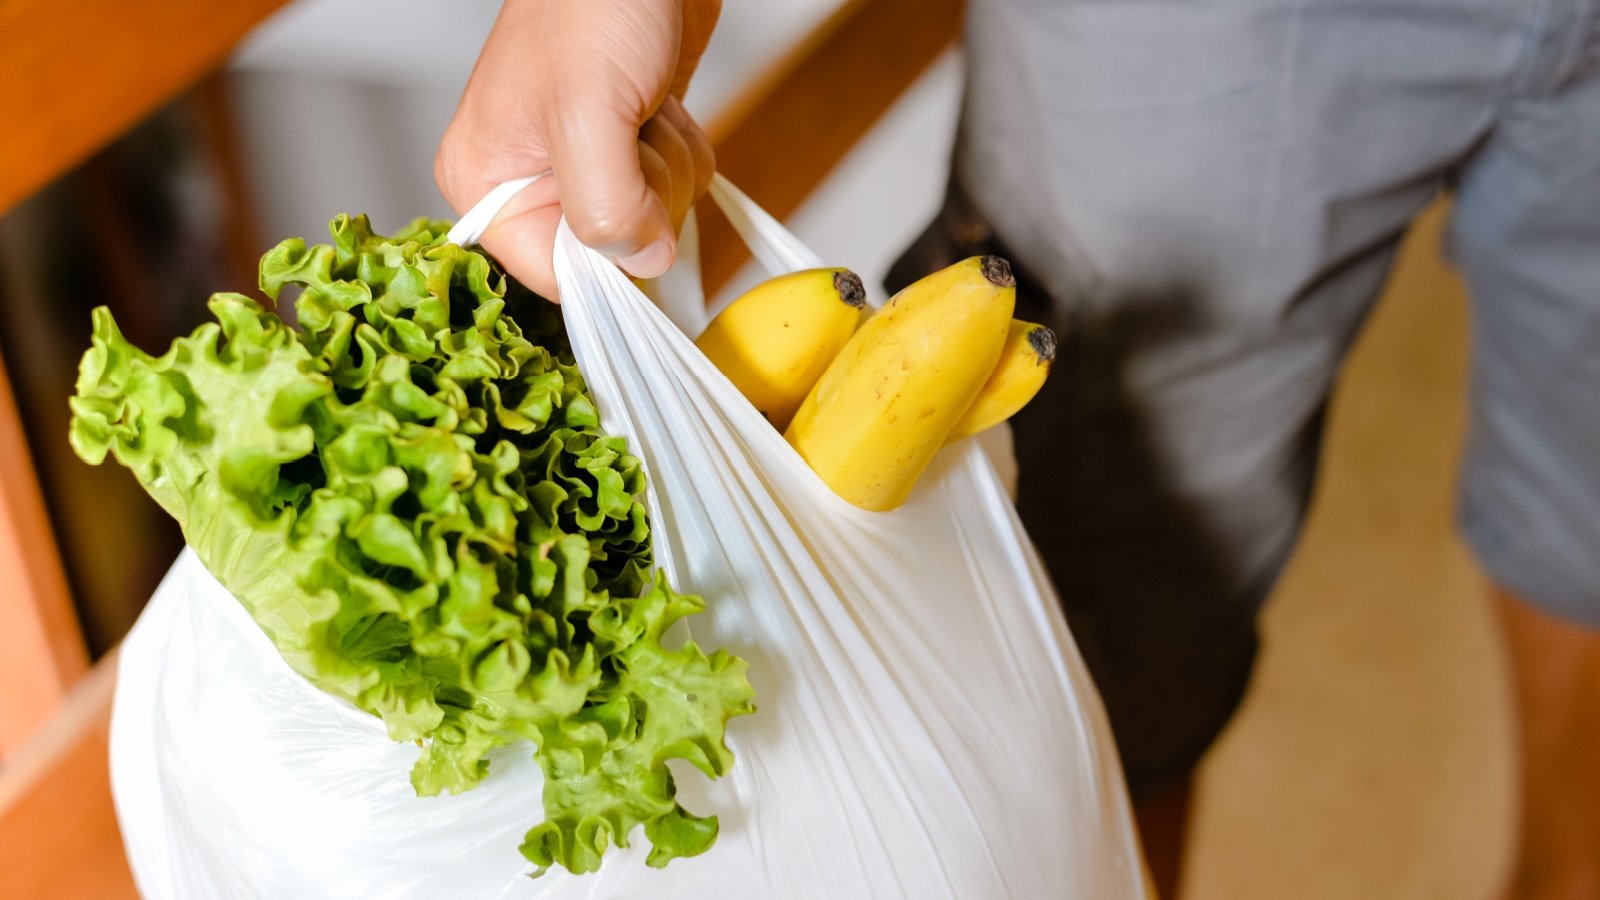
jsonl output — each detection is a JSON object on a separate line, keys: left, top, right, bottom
{"left": 69, "top": 214, "right": 753, "bottom": 874}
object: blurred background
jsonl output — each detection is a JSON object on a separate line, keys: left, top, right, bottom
{"left": 0, "top": 1, "right": 1513, "bottom": 897}
{"left": 0, "top": 0, "right": 953, "bottom": 653}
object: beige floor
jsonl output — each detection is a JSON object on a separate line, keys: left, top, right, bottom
{"left": 1181, "top": 201, "right": 1518, "bottom": 900}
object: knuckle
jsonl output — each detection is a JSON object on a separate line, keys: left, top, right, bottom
{"left": 575, "top": 203, "right": 650, "bottom": 251}
{"left": 582, "top": 209, "right": 636, "bottom": 248}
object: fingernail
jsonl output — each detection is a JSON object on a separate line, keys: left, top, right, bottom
{"left": 617, "top": 240, "right": 674, "bottom": 279}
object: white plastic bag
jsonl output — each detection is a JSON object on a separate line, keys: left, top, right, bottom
{"left": 110, "top": 176, "right": 1146, "bottom": 899}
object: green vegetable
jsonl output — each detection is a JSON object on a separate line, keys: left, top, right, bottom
{"left": 68, "top": 214, "right": 754, "bottom": 874}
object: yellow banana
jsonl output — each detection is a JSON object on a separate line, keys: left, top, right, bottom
{"left": 784, "top": 256, "right": 1016, "bottom": 511}
{"left": 696, "top": 268, "right": 867, "bottom": 430}
{"left": 944, "top": 319, "right": 1056, "bottom": 443}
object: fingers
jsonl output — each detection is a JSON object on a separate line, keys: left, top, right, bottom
{"left": 442, "top": 94, "right": 715, "bottom": 297}
{"left": 601, "top": 99, "right": 711, "bottom": 247}
{"left": 639, "top": 116, "right": 694, "bottom": 230}
{"left": 546, "top": 95, "right": 677, "bottom": 278}
{"left": 443, "top": 108, "right": 712, "bottom": 300}
{"left": 657, "top": 94, "right": 715, "bottom": 203}
{"left": 475, "top": 175, "right": 564, "bottom": 301}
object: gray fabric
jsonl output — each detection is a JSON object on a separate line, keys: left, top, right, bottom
{"left": 940, "top": 0, "right": 1600, "bottom": 797}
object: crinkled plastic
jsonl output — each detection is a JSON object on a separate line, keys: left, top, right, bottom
{"left": 109, "top": 176, "right": 1147, "bottom": 899}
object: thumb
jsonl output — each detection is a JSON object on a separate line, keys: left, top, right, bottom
{"left": 546, "top": 101, "right": 677, "bottom": 278}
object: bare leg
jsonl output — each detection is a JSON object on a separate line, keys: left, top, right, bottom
{"left": 1496, "top": 588, "right": 1600, "bottom": 900}
{"left": 1135, "top": 778, "right": 1192, "bottom": 899}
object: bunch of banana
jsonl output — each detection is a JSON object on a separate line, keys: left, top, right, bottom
{"left": 697, "top": 255, "right": 1055, "bottom": 511}
{"left": 786, "top": 256, "right": 1020, "bottom": 510}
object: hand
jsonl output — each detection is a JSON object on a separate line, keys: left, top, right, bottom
{"left": 436, "top": 0, "right": 721, "bottom": 299}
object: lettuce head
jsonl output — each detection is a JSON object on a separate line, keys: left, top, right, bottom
{"left": 68, "top": 214, "right": 754, "bottom": 874}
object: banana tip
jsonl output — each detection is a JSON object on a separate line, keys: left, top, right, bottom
{"left": 833, "top": 270, "right": 867, "bottom": 308}
{"left": 1028, "top": 326, "right": 1057, "bottom": 363}
{"left": 980, "top": 256, "right": 1015, "bottom": 288}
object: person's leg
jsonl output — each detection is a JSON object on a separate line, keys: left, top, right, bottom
{"left": 1445, "top": 46, "right": 1600, "bottom": 899}
{"left": 1132, "top": 779, "right": 1193, "bottom": 897}
{"left": 910, "top": 0, "right": 1541, "bottom": 893}
{"left": 1496, "top": 590, "right": 1600, "bottom": 899}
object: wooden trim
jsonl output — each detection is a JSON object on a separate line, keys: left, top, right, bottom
{"left": 0, "top": 349, "right": 85, "bottom": 755}
{"left": 0, "top": 653, "right": 136, "bottom": 899}
{"left": 0, "top": 0, "right": 289, "bottom": 215}
{"left": 700, "top": 0, "right": 965, "bottom": 295}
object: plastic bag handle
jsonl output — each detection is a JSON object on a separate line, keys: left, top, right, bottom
{"left": 703, "top": 175, "right": 826, "bottom": 273}
{"left": 444, "top": 173, "right": 545, "bottom": 247}
{"left": 445, "top": 173, "right": 822, "bottom": 281}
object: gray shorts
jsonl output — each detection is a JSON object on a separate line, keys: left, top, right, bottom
{"left": 892, "top": 0, "right": 1600, "bottom": 798}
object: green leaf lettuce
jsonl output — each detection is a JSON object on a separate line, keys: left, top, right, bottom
{"left": 68, "top": 214, "right": 754, "bottom": 874}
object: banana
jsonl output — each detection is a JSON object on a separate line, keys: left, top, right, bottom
{"left": 944, "top": 319, "right": 1056, "bottom": 443}
{"left": 784, "top": 256, "right": 1016, "bottom": 511}
{"left": 696, "top": 267, "right": 867, "bottom": 430}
